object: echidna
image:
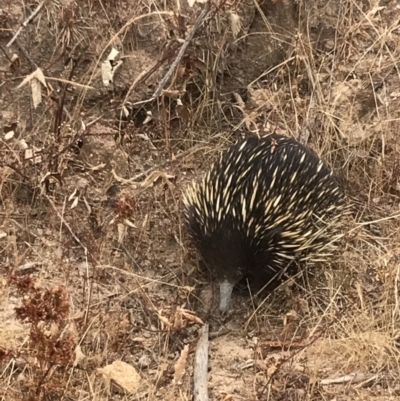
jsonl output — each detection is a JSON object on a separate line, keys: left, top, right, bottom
{"left": 183, "top": 133, "right": 348, "bottom": 313}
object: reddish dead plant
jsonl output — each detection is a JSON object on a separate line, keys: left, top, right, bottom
{"left": 7, "top": 275, "right": 75, "bottom": 400}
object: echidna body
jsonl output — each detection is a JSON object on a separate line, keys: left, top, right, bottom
{"left": 183, "top": 133, "right": 348, "bottom": 313}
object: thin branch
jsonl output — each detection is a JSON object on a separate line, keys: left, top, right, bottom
{"left": 153, "top": 2, "right": 211, "bottom": 98}
{"left": 7, "top": 1, "right": 46, "bottom": 48}
{"left": 320, "top": 372, "right": 374, "bottom": 385}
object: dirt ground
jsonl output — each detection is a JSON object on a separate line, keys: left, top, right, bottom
{"left": 1, "top": 0, "right": 400, "bottom": 400}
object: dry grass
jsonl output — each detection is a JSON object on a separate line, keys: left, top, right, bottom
{"left": 1, "top": 0, "right": 400, "bottom": 400}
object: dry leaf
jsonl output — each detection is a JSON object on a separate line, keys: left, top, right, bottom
{"left": 228, "top": 12, "right": 242, "bottom": 37}
{"left": 31, "top": 78, "right": 42, "bottom": 108}
{"left": 142, "top": 111, "right": 153, "bottom": 125}
{"left": 122, "top": 105, "right": 130, "bottom": 117}
{"left": 178, "top": 307, "right": 204, "bottom": 325}
{"left": 124, "top": 219, "right": 137, "bottom": 229}
{"left": 174, "top": 310, "right": 184, "bottom": 329}
{"left": 158, "top": 314, "right": 172, "bottom": 329}
{"left": 18, "top": 67, "right": 46, "bottom": 88}
{"left": 173, "top": 345, "right": 189, "bottom": 384}
{"left": 68, "top": 189, "right": 78, "bottom": 201}
{"left": 18, "top": 140, "right": 28, "bottom": 149}
{"left": 4, "top": 131, "right": 14, "bottom": 140}
{"left": 17, "top": 67, "right": 47, "bottom": 109}
{"left": 117, "top": 223, "right": 127, "bottom": 243}
{"left": 176, "top": 100, "right": 190, "bottom": 125}
{"left": 187, "top": 0, "right": 207, "bottom": 6}
{"left": 141, "top": 171, "right": 176, "bottom": 189}
{"left": 267, "top": 365, "right": 277, "bottom": 377}
{"left": 70, "top": 196, "right": 79, "bottom": 209}
{"left": 97, "top": 360, "right": 142, "bottom": 394}
{"left": 73, "top": 344, "right": 86, "bottom": 367}
{"left": 102, "top": 48, "right": 123, "bottom": 87}
{"left": 25, "top": 147, "right": 42, "bottom": 164}
{"left": 25, "top": 148, "right": 33, "bottom": 160}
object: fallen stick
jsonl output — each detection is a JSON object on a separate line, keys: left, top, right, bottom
{"left": 320, "top": 372, "right": 372, "bottom": 385}
{"left": 193, "top": 324, "right": 209, "bottom": 401}
{"left": 7, "top": 1, "right": 46, "bottom": 48}
{"left": 153, "top": 3, "right": 211, "bottom": 99}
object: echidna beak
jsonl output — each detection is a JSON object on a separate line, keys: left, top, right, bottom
{"left": 219, "top": 280, "right": 234, "bottom": 314}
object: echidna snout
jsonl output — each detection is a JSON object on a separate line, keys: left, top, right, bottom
{"left": 183, "top": 133, "right": 348, "bottom": 313}
{"left": 219, "top": 280, "right": 235, "bottom": 314}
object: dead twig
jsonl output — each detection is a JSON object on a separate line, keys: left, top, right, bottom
{"left": 153, "top": 2, "right": 211, "bottom": 99}
{"left": 7, "top": 1, "right": 46, "bottom": 48}
{"left": 5, "top": 23, "right": 38, "bottom": 69}
{"left": 320, "top": 372, "right": 375, "bottom": 385}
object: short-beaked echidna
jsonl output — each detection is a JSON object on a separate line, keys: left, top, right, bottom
{"left": 183, "top": 133, "right": 348, "bottom": 313}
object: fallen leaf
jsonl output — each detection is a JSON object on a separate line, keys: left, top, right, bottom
{"left": 4, "top": 131, "right": 14, "bottom": 140}
{"left": 102, "top": 48, "right": 123, "bottom": 87}
{"left": 97, "top": 360, "right": 142, "bottom": 394}
{"left": 74, "top": 345, "right": 86, "bottom": 367}
{"left": 173, "top": 345, "right": 189, "bottom": 384}
{"left": 17, "top": 67, "right": 47, "bottom": 108}
{"left": 178, "top": 307, "right": 204, "bottom": 325}
{"left": 117, "top": 223, "right": 127, "bottom": 243}
{"left": 228, "top": 12, "right": 242, "bottom": 37}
